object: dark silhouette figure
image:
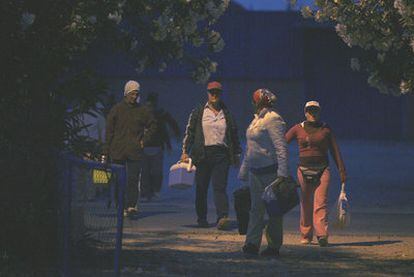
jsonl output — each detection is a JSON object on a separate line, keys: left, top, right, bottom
{"left": 141, "top": 92, "right": 180, "bottom": 200}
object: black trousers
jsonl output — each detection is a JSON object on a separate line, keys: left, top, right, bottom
{"left": 195, "top": 146, "right": 230, "bottom": 222}
{"left": 113, "top": 159, "right": 142, "bottom": 209}
{"left": 141, "top": 148, "right": 164, "bottom": 199}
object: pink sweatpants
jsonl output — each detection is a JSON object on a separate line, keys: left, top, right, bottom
{"left": 297, "top": 167, "right": 330, "bottom": 240}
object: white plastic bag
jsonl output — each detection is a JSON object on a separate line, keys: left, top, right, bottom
{"left": 335, "top": 183, "right": 350, "bottom": 228}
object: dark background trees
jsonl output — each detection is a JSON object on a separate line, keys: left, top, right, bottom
{"left": 0, "top": 0, "right": 228, "bottom": 272}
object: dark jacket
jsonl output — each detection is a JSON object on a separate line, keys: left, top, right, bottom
{"left": 144, "top": 104, "right": 180, "bottom": 150}
{"left": 103, "top": 99, "right": 156, "bottom": 161}
{"left": 182, "top": 102, "right": 242, "bottom": 165}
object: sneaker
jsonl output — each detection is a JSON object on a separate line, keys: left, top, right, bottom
{"left": 242, "top": 243, "right": 259, "bottom": 256}
{"left": 197, "top": 219, "right": 209, "bottom": 228}
{"left": 216, "top": 216, "right": 231, "bottom": 230}
{"left": 300, "top": 238, "right": 312, "bottom": 245}
{"left": 260, "top": 247, "right": 279, "bottom": 257}
{"left": 126, "top": 207, "right": 139, "bottom": 217}
{"left": 317, "top": 236, "right": 328, "bottom": 247}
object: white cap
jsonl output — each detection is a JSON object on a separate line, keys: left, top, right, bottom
{"left": 305, "top": 101, "right": 320, "bottom": 109}
{"left": 124, "top": 80, "right": 140, "bottom": 96}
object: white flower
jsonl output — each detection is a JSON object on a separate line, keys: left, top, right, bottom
{"left": 394, "top": 0, "right": 406, "bottom": 16}
{"left": 209, "top": 31, "right": 225, "bottom": 51}
{"left": 209, "top": 61, "right": 218, "bottom": 72}
{"left": 301, "top": 6, "right": 313, "bottom": 18}
{"left": 21, "top": 12, "right": 36, "bottom": 30}
{"left": 400, "top": 80, "right": 410, "bottom": 94}
{"left": 212, "top": 37, "right": 225, "bottom": 52}
{"left": 108, "top": 11, "right": 122, "bottom": 24}
{"left": 70, "top": 22, "right": 77, "bottom": 31}
{"left": 335, "top": 24, "right": 353, "bottom": 47}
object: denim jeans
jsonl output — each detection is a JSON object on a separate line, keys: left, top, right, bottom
{"left": 245, "top": 171, "right": 283, "bottom": 250}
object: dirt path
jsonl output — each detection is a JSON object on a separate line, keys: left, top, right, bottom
{"left": 73, "top": 195, "right": 414, "bottom": 276}
{"left": 104, "top": 231, "right": 413, "bottom": 276}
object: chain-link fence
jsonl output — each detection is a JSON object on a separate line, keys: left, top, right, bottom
{"left": 60, "top": 154, "right": 126, "bottom": 276}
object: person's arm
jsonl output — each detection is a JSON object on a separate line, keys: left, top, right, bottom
{"left": 181, "top": 107, "right": 199, "bottom": 160}
{"left": 142, "top": 108, "right": 157, "bottom": 147}
{"left": 238, "top": 152, "right": 249, "bottom": 181}
{"left": 102, "top": 105, "right": 117, "bottom": 156}
{"left": 164, "top": 111, "right": 181, "bottom": 139}
{"left": 285, "top": 124, "right": 297, "bottom": 144}
{"left": 267, "top": 114, "right": 289, "bottom": 177}
{"left": 328, "top": 129, "right": 347, "bottom": 184}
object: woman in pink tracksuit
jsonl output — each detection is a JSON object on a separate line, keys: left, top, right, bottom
{"left": 285, "top": 101, "right": 346, "bottom": 247}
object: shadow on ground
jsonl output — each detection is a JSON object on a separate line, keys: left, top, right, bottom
{"left": 181, "top": 220, "right": 239, "bottom": 231}
{"left": 72, "top": 231, "right": 414, "bottom": 277}
{"left": 329, "top": 240, "right": 402, "bottom": 247}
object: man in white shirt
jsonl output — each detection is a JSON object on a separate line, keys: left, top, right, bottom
{"left": 181, "top": 81, "right": 242, "bottom": 229}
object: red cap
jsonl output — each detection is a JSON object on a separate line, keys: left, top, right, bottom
{"left": 207, "top": 81, "right": 222, "bottom": 91}
{"left": 252, "top": 89, "right": 262, "bottom": 104}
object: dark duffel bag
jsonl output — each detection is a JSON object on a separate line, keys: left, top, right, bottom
{"left": 233, "top": 186, "right": 251, "bottom": 235}
{"left": 271, "top": 176, "right": 300, "bottom": 215}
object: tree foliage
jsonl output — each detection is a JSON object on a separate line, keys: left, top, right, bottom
{"left": 297, "top": 0, "right": 414, "bottom": 95}
{"left": 0, "top": 0, "right": 228, "bottom": 271}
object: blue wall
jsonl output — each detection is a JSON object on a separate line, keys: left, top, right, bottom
{"left": 90, "top": 7, "right": 406, "bottom": 140}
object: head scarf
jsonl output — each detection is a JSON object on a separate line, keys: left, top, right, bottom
{"left": 252, "top": 88, "right": 277, "bottom": 107}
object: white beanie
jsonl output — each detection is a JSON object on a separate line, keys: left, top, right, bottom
{"left": 124, "top": 80, "right": 140, "bottom": 96}
{"left": 305, "top": 101, "right": 320, "bottom": 109}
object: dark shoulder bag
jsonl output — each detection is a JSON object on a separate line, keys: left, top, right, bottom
{"left": 298, "top": 165, "right": 327, "bottom": 187}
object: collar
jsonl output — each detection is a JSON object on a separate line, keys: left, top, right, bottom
{"left": 204, "top": 102, "right": 222, "bottom": 111}
{"left": 254, "top": 107, "right": 271, "bottom": 119}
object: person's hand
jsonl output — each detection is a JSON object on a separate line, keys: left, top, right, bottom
{"left": 237, "top": 170, "right": 248, "bottom": 182}
{"left": 83, "top": 152, "right": 92, "bottom": 161}
{"left": 181, "top": 153, "right": 190, "bottom": 163}
{"left": 100, "top": 154, "right": 108, "bottom": 164}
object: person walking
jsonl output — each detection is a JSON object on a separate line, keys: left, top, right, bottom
{"left": 238, "top": 88, "right": 289, "bottom": 257}
{"left": 102, "top": 80, "right": 156, "bottom": 217}
{"left": 141, "top": 92, "right": 180, "bottom": 201}
{"left": 285, "top": 101, "right": 346, "bottom": 247}
{"left": 181, "top": 81, "right": 242, "bottom": 230}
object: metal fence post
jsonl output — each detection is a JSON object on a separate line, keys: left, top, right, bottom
{"left": 114, "top": 166, "right": 126, "bottom": 277}
{"left": 63, "top": 159, "right": 72, "bottom": 277}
